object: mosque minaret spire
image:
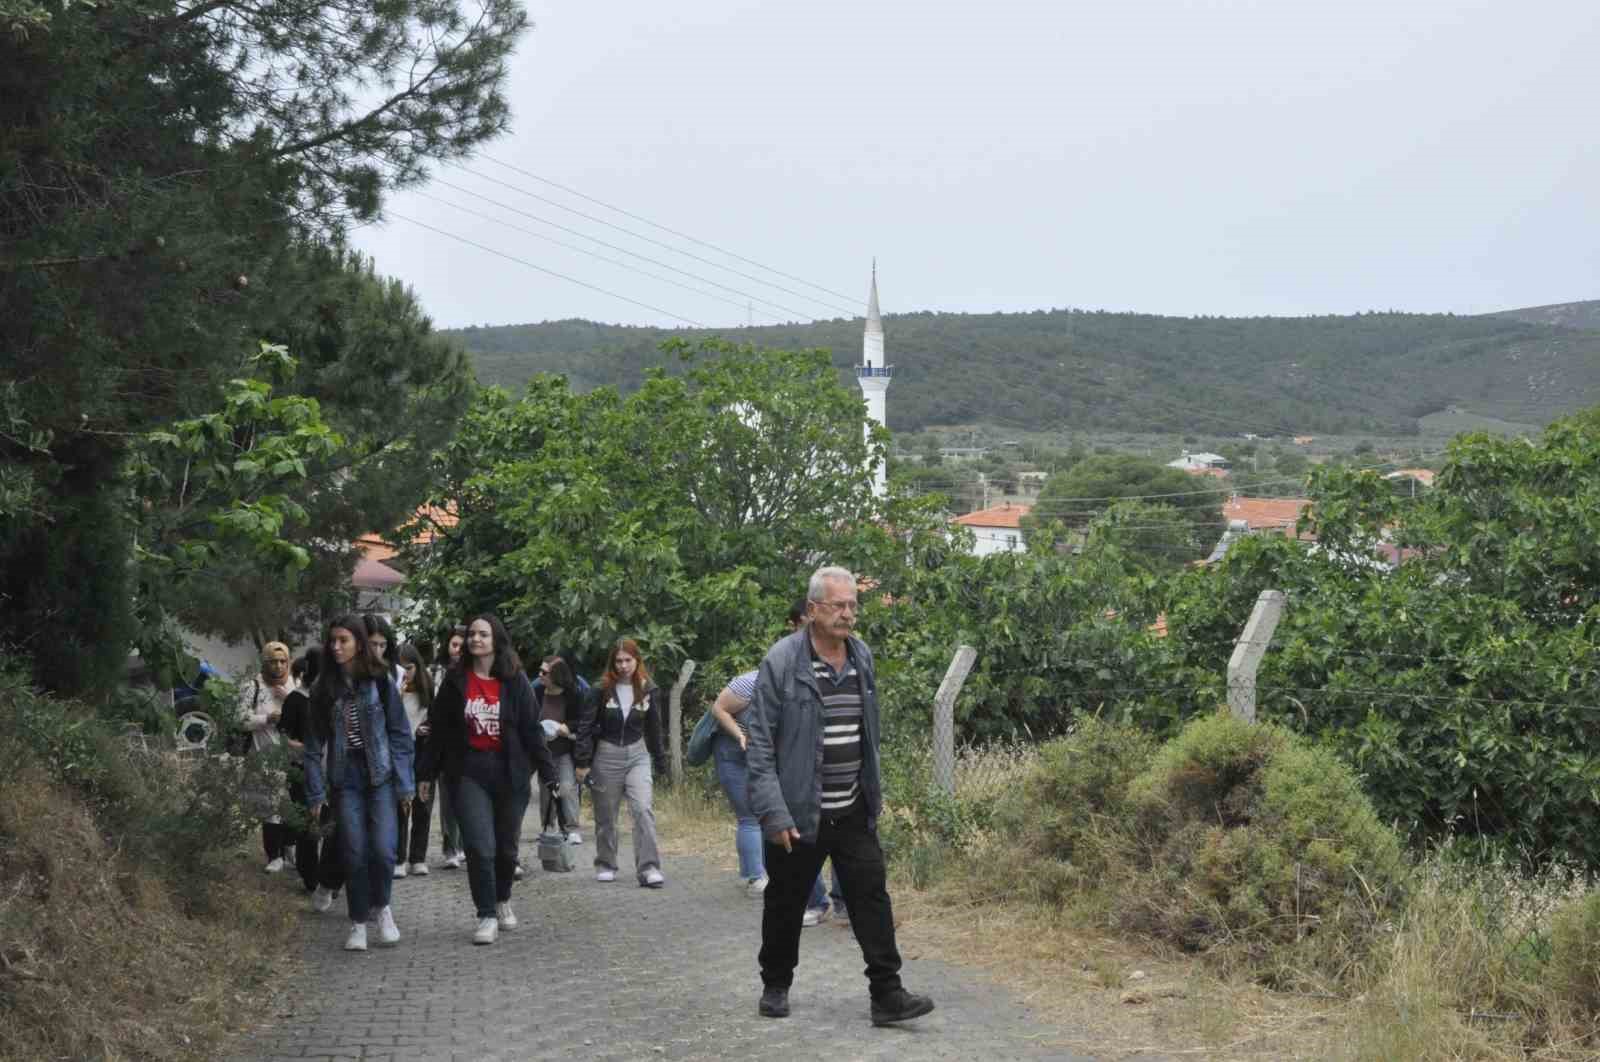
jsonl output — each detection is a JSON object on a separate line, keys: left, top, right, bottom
{"left": 857, "top": 260, "right": 892, "bottom": 498}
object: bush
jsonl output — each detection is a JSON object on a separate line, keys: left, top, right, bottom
{"left": 987, "top": 715, "right": 1156, "bottom": 902}
{"left": 1549, "top": 890, "right": 1600, "bottom": 1018}
{"left": 1120, "top": 711, "right": 1408, "bottom": 980}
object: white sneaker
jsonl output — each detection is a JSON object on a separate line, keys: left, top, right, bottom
{"left": 473, "top": 917, "right": 498, "bottom": 945}
{"left": 745, "top": 875, "right": 769, "bottom": 898}
{"left": 409, "top": 862, "right": 429, "bottom": 876}
{"left": 496, "top": 901, "right": 518, "bottom": 931}
{"left": 802, "top": 907, "right": 831, "bottom": 928}
{"left": 392, "top": 862, "right": 407, "bottom": 879}
{"left": 376, "top": 906, "right": 400, "bottom": 946}
{"left": 442, "top": 853, "right": 463, "bottom": 870}
{"left": 264, "top": 857, "right": 284, "bottom": 874}
{"left": 642, "top": 868, "right": 665, "bottom": 888}
{"left": 513, "top": 862, "right": 524, "bottom": 881}
{"left": 311, "top": 886, "right": 335, "bottom": 913}
{"left": 344, "top": 922, "right": 367, "bottom": 951}
{"left": 565, "top": 831, "right": 583, "bottom": 846}
{"left": 595, "top": 868, "right": 616, "bottom": 883}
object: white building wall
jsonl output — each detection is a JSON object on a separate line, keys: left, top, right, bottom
{"left": 967, "top": 525, "right": 1025, "bottom": 557}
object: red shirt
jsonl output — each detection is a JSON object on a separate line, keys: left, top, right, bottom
{"left": 464, "top": 672, "right": 503, "bottom": 753}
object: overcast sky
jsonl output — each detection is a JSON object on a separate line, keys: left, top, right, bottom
{"left": 352, "top": 0, "right": 1600, "bottom": 330}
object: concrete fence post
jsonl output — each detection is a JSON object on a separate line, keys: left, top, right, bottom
{"left": 932, "top": 645, "right": 978, "bottom": 796}
{"left": 669, "top": 659, "right": 696, "bottom": 784}
{"left": 1228, "top": 590, "right": 1285, "bottom": 723}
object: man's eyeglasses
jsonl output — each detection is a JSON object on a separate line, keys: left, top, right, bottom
{"left": 538, "top": 667, "right": 551, "bottom": 676}
{"left": 815, "top": 600, "right": 858, "bottom": 613}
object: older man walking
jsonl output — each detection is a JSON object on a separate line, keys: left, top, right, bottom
{"left": 746, "top": 565, "right": 934, "bottom": 1026}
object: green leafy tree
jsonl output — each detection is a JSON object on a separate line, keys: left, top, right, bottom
{"left": 405, "top": 340, "right": 886, "bottom": 673}
{"left": 1024, "top": 454, "right": 1224, "bottom": 562}
{"left": 0, "top": 0, "right": 521, "bottom": 694}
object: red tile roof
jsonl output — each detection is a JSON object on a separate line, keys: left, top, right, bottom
{"left": 1224, "top": 496, "right": 1310, "bottom": 535}
{"left": 951, "top": 503, "right": 1032, "bottom": 529}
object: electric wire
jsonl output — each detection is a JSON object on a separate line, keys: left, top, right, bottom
{"left": 415, "top": 177, "right": 820, "bottom": 322}
{"left": 479, "top": 154, "right": 867, "bottom": 311}
{"left": 410, "top": 188, "right": 796, "bottom": 323}
{"left": 388, "top": 212, "right": 709, "bottom": 328}
{"left": 452, "top": 163, "right": 862, "bottom": 317}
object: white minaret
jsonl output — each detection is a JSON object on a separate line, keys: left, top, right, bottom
{"left": 858, "top": 261, "right": 892, "bottom": 498}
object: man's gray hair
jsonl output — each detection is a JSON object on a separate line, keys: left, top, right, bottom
{"left": 807, "top": 565, "right": 855, "bottom": 603}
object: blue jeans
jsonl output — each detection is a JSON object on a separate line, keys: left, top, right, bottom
{"left": 334, "top": 753, "right": 397, "bottom": 923}
{"left": 713, "top": 734, "right": 765, "bottom": 880}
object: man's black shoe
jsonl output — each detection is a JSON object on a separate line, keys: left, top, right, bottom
{"left": 758, "top": 986, "right": 790, "bottom": 1018}
{"left": 871, "top": 989, "right": 935, "bottom": 1026}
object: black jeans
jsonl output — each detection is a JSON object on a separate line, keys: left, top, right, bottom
{"left": 289, "top": 773, "right": 342, "bottom": 892}
{"left": 454, "top": 773, "right": 530, "bottom": 918}
{"left": 396, "top": 733, "right": 433, "bottom": 865}
{"left": 759, "top": 802, "right": 903, "bottom": 1000}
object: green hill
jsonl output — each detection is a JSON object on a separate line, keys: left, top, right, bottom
{"left": 447, "top": 304, "right": 1600, "bottom": 437}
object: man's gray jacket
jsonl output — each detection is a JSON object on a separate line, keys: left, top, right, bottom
{"left": 746, "top": 628, "right": 883, "bottom": 844}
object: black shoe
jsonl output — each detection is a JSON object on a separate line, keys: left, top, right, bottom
{"left": 871, "top": 989, "right": 935, "bottom": 1026}
{"left": 758, "top": 986, "right": 790, "bottom": 1018}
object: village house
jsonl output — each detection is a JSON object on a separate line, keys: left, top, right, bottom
{"left": 951, "top": 502, "right": 1032, "bottom": 556}
{"left": 1166, "top": 450, "right": 1231, "bottom": 472}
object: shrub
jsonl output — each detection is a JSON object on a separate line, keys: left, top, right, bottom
{"left": 1549, "top": 890, "right": 1600, "bottom": 1018}
{"left": 990, "top": 715, "right": 1156, "bottom": 894}
{"left": 1119, "top": 711, "right": 1408, "bottom": 980}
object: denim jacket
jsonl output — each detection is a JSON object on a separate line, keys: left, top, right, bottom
{"left": 303, "top": 675, "right": 415, "bottom": 807}
{"left": 745, "top": 629, "right": 882, "bottom": 844}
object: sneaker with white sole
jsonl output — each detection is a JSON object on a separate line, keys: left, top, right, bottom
{"left": 473, "top": 917, "right": 498, "bottom": 945}
{"left": 641, "top": 868, "right": 665, "bottom": 888}
{"left": 802, "top": 906, "right": 831, "bottom": 928}
{"left": 496, "top": 901, "right": 518, "bottom": 931}
{"left": 565, "top": 831, "right": 582, "bottom": 846}
{"left": 409, "top": 862, "right": 429, "bottom": 876}
{"left": 442, "top": 852, "right": 463, "bottom": 870}
{"left": 376, "top": 906, "right": 400, "bottom": 946}
{"left": 392, "top": 862, "right": 407, "bottom": 879}
{"left": 311, "top": 885, "right": 335, "bottom": 913}
{"left": 513, "top": 862, "right": 524, "bottom": 881}
{"left": 264, "top": 857, "right": 284, "bottom": 874}
{"left": 344, "top": 922, "right": 367, "bottom": 951}
{"left": 745, "top": 875, "right": 769, "bottom": 899}
{"left": 595, "top": 868, "right": 616, "bottom": 883}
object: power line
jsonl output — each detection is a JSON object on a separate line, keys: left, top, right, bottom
{"left": 387, "top": 212, "right": 708, "bottom": 328}
{"left": 480, "top": 154, "right": 867, "bottom": 310}
{"left": 451, "top": 163, "right": 862, "bottom": 318}
{"left": 410, "top": 189, "right": 795, "bottom": 323}
{"left": 415, "top": 177, "right": 822, "bottom": 322}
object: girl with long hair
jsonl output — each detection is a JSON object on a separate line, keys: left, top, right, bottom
{"left": 304, "top": 614, "right": 416, "bottom": 952}
{"left": 394, "top": 643, "right": 434, "bottom": 878}
{"left": 417, "top": 614, "right": 560, "bottom": 945}
{"left": 575, "top": 638, "right": 667, "bottom": 887}
{"left": 433, "top": 624, "right": 468, "bottom": 869}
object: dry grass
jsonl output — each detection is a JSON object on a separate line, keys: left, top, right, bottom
{"left": 0, "top": 765, "right": 298, "bottom": 1061}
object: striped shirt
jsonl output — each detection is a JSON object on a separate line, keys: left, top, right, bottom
{"left": 340, "top": 689, "right": 364, "bottom": 750}
{"left": 811, "top": 645, "right": 863, "bottom": 814}
{"left": 727, "top": 670, "right": 757, "bottom": 741}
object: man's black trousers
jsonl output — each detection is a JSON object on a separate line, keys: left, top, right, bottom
{"left": 759, "top": 801, "right": 903, "bottom": 999}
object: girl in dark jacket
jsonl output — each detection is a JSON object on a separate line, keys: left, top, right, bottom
{"left": 575, "top": 638, "right": 667, "bottom": 887}
{"left": 417, "top": 614, "right": 560, "bottom": 945}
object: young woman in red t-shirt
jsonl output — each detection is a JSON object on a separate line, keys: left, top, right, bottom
{"left": 417, "top": 614, "right": 559, "bottom": 944}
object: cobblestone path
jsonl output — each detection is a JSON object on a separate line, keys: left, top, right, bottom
{"left": 233, "top": 822, "right": 1147, "bottom": 1062}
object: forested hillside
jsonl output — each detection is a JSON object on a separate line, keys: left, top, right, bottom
{"left": 449, "top": 305, "right": 1600, "bottom": 436}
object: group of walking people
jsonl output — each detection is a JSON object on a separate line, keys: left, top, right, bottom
{"left": 234, "top": 563, "right": 933, "bottom": 1026}
{"left": 239, "top": 613, "right": 669, "bottom": 950}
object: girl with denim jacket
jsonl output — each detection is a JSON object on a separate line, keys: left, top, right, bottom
{"left": 304, "top": 614, "right": 416, "bottom": 953}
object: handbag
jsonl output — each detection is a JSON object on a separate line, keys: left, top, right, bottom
{"left": 685, "top": 710, "right": 718, "bottom": 767}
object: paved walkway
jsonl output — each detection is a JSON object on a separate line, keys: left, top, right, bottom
{"left": 233, "top": 822, "right": 1135, "bottom": 1062}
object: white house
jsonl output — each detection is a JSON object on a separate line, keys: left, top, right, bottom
{"left": 1167, "top": 450, "right": 1230, "bottom": 472}
{"left": 951, "top": 503, "right": 1032, "bottom": 557}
